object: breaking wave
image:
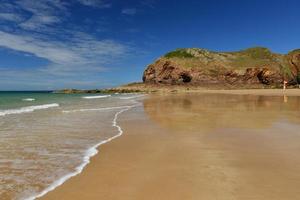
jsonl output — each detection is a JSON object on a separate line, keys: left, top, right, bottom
{"left": 0, "top": 103, "right": 59, "bottom": 117}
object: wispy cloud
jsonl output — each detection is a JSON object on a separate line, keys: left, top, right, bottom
{"left": 0, "top": 1, "right": 24, "bottom": 23}
{"left": 0, "top": 67, "right": 112, "bottom": 90}
{"left": 77, "top": 0, "right": 111, "bottom": 8}
{"left": 0, "top": 0, "right": 141, "bottom": 89}
{"left": 0, "top": 13, "right": 23, "bottom": 22}
{"left": 140, "top": 0, "right": 156, "bottom": 8}
{"left": 19, "top": 15, "right": 62, "bottom": 30}
{"left": 121, "top": 8, "right": 137, "bottom": 15}
{"left": 15, "top": 0, "right": 67, "bottom": 30}
{"left": 0, "top": 0, "right": 129, "bottom": 77}
{"left": 0, "top": 30, "right": 128, "bottom": 74}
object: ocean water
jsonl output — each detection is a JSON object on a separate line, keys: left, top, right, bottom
{"left": 0, "top": 91, "right": 143, "bottom": 200}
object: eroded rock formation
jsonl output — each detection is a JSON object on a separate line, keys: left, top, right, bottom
{"left": 143, "top": 48, "right": 300, "bottom": 88}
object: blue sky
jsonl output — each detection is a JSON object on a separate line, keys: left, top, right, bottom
{"left": 0, "top": 0, "right": 300, "bottom": 90}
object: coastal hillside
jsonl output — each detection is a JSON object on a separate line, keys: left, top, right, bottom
{"left": 57, "top": 47, "right": 300, "bottom": 94}
{"left": 143, "top": 47, "right": 300, "bottom": 88}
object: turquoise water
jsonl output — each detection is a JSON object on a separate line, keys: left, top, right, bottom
{"left": 0, "top": 92, "right": 143, "bottom": 200}
{"left": 0, "top": 91, "right": 81, "bottom": 110}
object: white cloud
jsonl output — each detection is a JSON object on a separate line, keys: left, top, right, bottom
{"left": 0, "top": 31, "right": 80, "bottom": 65}
{"left": 16, "top": 0, "right": 67, "bottom": 14}
{"left": 0, "top": 30, "right": 128, "bottom": 74}
{"left": 121, "top": 8, "right": 137, "bottom": 15}
{"left": 19, "top": 15, "right": 61, "bottom": 30}
{"left": 0, "top": 0, "right": 133, "bottom": 89}
{"left": 14, "top": 0, "right": 67, "bottom": 30}
{"left": 141, "top": 0, "right": 156, "bottom": 8}
{"left": 0, "top": 67, "right": 112, "bottom": 90}
{"left": 77, "top": 0, "right": 111, "bottom": 8}
{"left": 0, "top": 0, "right": 129, "bottom": 76}
{"left": 0, "top": 13, "right": 23, "bottom": 22}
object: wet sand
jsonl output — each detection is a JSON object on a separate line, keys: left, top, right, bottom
{"left": 194, "top": 88, "right": 300, "bottom": 96}
{"left": 40, "top": 91, "right": 300, "bottom": 200}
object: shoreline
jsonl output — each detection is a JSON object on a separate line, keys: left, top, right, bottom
{"left": 55, "top": 83, "right": 300, "bottom": 96}
{"left": 40, "top": 91, "right": 300, "bottom": 200}
{"left": 31, "top": 104, "right": 139, "bottom": 200}
{"left": 3, "top": 84, "right": 300, "bottom": 95}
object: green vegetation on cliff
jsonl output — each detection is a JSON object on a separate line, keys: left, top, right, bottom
{"left": 236, "top": 47, "right": 274, "bottom": 59}
{"left": 165, "top": 49, "right": 195, "bottom": 58}
{"left": 144, "top": 47, "right": 300, "bottom": 87}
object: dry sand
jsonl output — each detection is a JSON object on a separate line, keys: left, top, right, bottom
{"left": 40, "top": 91, "right": 300, "bottom": 200}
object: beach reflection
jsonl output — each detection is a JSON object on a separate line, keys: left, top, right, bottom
{"left": 143, "top": 93, "right": 300, "bottom": 132}
{"left": 142, "top": 93, "right": 300, "bottom": 199}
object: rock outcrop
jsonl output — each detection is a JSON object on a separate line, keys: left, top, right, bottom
{"left": 143, "top": 47, "right": 300, "bottom": 88}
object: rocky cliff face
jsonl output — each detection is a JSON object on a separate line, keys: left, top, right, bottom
{"left": 287, "top": 50, "right": 300, "bottom": 83}
{"left": 143, "top": 48, "right": 300, "bottom": 88}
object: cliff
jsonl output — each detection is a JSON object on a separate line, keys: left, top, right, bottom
{"left": 143, "top": 47, "right": 300, "bottom": 88}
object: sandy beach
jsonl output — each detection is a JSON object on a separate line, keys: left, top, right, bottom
{"left": 2, "top": 0, "right": 300, "bottom": 199}
{"left": 40, "top": 90, "right": 300, "bottom": 200}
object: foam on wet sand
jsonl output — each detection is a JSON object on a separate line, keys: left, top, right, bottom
{"left": 40, "top": 91, "right": 300, "bottom": 200}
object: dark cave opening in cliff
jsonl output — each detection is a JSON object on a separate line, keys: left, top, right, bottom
{"left": 257, "top": 71, "right": 269, "bottom": 85}
{"left": 180, "top": 73, "right": 192, "bottom": 83}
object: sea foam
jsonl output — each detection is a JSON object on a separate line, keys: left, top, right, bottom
{"left": 24, "top": 104, "right": 138, "bottom": 200}
{"left": 22, "top": 98, "right": 36, "bottom": 101}
{"left": 82, "top": 95, "right": 111, "bottom": 99}
{"left": 62, "top": 105, "right": 132, "bottom": 113}
{"left": 0, "top": 103, "right": 59, "bottom": 117}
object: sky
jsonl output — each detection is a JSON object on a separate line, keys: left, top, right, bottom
{"left": 0, "top": 0, "right": 300, "bottom": 90}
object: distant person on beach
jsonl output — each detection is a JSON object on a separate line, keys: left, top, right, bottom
{"left": 283, "top": 80, "right": 288, "bottom": 90}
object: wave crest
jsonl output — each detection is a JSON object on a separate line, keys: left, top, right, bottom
{"left": 82, "top": 95, "right": 111, "bottom": 99}
{"left": 22, "top": 98, "right": 36, "bottom": 101}
{"left": 0, "top": 103, "right": 59, "bottom": 117}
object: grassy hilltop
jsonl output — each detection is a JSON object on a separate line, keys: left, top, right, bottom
{"left": 143, "top": 47, "right": 300, "bottom": 88}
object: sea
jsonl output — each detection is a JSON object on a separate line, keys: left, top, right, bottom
{"left": 0, "top": 91, "right": 143, "bottom": 200}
